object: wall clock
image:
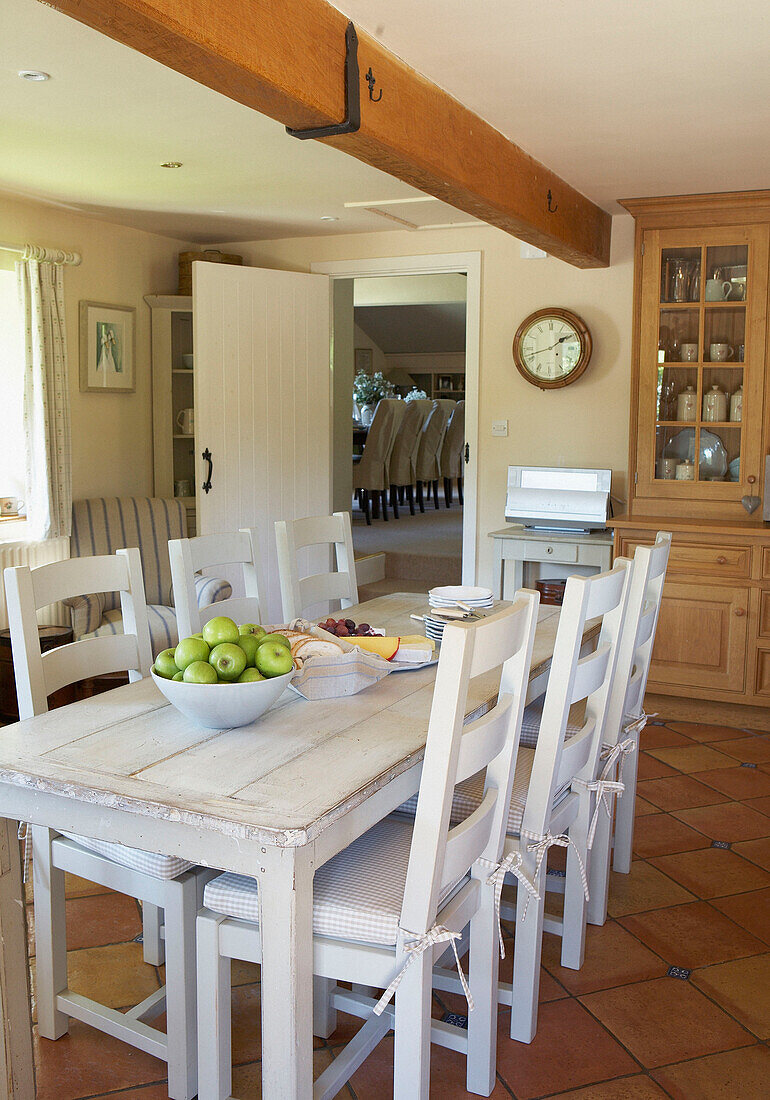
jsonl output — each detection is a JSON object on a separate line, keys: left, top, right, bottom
{"left": 512, "top": 307, "right": 592, "bottom": 389}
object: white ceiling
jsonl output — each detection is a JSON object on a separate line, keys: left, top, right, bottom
{"left": 337, "top": 0, "right": 770, "bottom": 209}
{"left": 2, "top": 0, "right": 769, "bottom": 244}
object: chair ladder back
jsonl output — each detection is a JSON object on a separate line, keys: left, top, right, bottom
{"left": 4, "top": 548, "right": 151, "bottom": 719}
{"left": 275, "top": 512, "right": 358, "bottom": 621}
{"left": 170, "top": 528, "right": 264, "bottom": 638}
{"left": 400, "top": 594, "right": 539, "bottom": 933}
{"left": 522, "top": 561, "right": 631, "bottom": 835}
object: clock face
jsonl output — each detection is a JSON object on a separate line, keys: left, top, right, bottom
{"left": 513, "top": 308, "right": 592, "bottom": 390}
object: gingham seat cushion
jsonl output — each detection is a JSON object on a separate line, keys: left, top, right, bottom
{"left": 81, "top": 605, "right": 179, "bottom": 652}
{"left": 400, "top": 746, "right": 572, "bottom": 836}
{"left": 61, "top": 833, "right": 194, "bottom": 879}
{"left": 519, "top": 697, "right": 586, "bottom": 748}
{"left": 204, "top": 816, "right": 465, "bottom": 946}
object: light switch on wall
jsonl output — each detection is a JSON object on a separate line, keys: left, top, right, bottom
{"left": 492, "top": 420, "right": 508, "bottom": 437}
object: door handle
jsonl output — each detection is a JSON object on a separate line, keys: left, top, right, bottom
{"left": 464, "top": 442, "right": 470, "bottom": 464}
{"left": 202, "top": 448, "right": 213, "bottom": 494}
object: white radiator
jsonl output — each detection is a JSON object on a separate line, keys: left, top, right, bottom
{"left": 0, "top": 536, "right": 70, "bottom": 630}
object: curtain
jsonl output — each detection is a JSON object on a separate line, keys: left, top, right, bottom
{"left": 17, "top": 257, "right": 72, "bottom": 541}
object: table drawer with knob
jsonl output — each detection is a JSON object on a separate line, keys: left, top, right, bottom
{"left": 516, "top": 540, "right": 579, "bottom": 565}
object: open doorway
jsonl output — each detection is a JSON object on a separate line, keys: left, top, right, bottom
{"left": 314, "top": 252, "right": 481, "bottom": 596}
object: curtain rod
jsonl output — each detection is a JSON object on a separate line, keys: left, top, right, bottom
{"left": 0, "top": 241, "right": 81, "bottom": 265}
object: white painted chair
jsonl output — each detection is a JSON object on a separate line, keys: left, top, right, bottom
{"left": 587, "top": 531, "right": 671, "bottom": 924}
{"left": 4, "top": 549, "right": 213, "bottom": 1100}
{"left": 275, "top": 511, "right": 358, "bottom": 621}
{"left": 196, "top": 595, "right": 539, "bottom": 1099}
{"left": 168, "top": 528, "right": 265, "bottom": 639}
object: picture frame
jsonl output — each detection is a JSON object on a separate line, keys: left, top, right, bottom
{"left": 438, "top": 375, "right": 453, "bottom": 390}
{"left": 355, "top": 347, "right": 373, "bottom": 374}
{"left": 79, "top": 301, "right": 136, "bottom": 393}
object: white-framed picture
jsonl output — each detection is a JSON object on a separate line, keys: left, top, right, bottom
{"left": 79, "top": 301, "right": 136, "bottom": 393}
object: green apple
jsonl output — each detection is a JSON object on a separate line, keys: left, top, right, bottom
{"left": 237, "top": 667, "right": 265, "bottom": 683}
{"left": 255, "top": 641, "right": 294, "bottom": 678}
{"left": 209, "top": 642, "right": 247, "bottom": 681}
{"left": 174, "top": 635, "right": 210, "bottom": 671}
{"left": 239, "top": 623, "right": 266, "bottom": 641}
{"left": 258, "top": 632, "right": 291, "bottom": 651}
{"left": 202, "top": 616, "right": 240, "bottom": 647}
{"left": 173, "top": 671, "right": 184, "bottom": 681}
{"left": 183, "top": 660, "right": 218, "bottom": 684}
{"left": 153, "top": 648, "right": 179, "bottom": 679}
{"left": 236, "top": 633, "right": 261, "bottom": 667}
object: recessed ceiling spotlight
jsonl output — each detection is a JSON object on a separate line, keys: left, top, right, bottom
{"left": 320, "top": 215, "right": 338, "bottom": 222}
{"left": 18, "top": 70, "right": 50, "bottom": 81}
{"left": 160, "top": 161, "right": 183, "bottom": 169}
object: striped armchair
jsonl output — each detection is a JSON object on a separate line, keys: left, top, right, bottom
{"left": 67, "top": 497, "right": 231, "bottom": 652}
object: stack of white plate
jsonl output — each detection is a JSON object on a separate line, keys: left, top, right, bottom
{"left": 428, "top": 585, "right": 494, "bottom": 610}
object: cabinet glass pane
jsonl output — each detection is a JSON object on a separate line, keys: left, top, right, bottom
{"left": 655, "top": 425, "right": 695, "bottom": 481}
{"left": 661, "top": 247, "right": 701, "bottom": 303}
{"left": 657, "top": 365, "right": 697, "bottom": 422}
{"left": 705, "top": 244, "right": 748, "bottom": 303}
{"left": 704, "top": 307, "right": 745, "bottom": 362}
{"left": 659, "top": 309, "right": 700, "bottom": 363}
{"left": 697, "top": 425, "right": 739, "bottom": 483}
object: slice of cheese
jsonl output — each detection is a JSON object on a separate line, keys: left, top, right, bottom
{"left": 346, "top": 636, "right": 400, "bottom": 661}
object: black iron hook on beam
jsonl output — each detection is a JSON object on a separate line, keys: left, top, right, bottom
{"left": 365, "top": 67, "right": 382, "bottom": 101}
{"left": 286, "top": 22, "right": 361, "bottom": 140}
{"left": 547, "top": 189, "right": 558, "bottom": 213}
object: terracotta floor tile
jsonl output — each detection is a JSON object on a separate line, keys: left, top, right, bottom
{"left": 673, "top": 801, "right": 770, "bottom": 842}
{"left": 34, "top": 1021, "right": 165, "bottom": 1099}
{"left": 606, "top": 860, "right": 696, "bottom": 917}
{"left": 541, "top": 920, "right": 666, "bottom": 994}
{"left": 691, "top": 952, "right": 770, "bottom": 1038}
{"left": 637, "top": 752, "right": 678, "bottom": 781}
{"left": 648, "top": 846, "right": 770, "bottom": 899}
{"left": 232, "top": 957, "right": 261, "bottom": 987}
{"left": 546, "top": 1076, "right": 670, "bottom": 1100}
{"left": 26, "top": 892, "right": 142, "bottom": 958}
{"left": 646, "top": 743, "right": 735, "bottom": 774}
{"left": 692, "top": 763, "right": 770, "bottom": 800}
{"left": 579, "top": 976, "right": 751, "bottom": 1068}
{"left": 666, "top": 721, "right": 755, "bottom": 743}
{"left": 733, "top": 835, "right": 770, "bottom": 871}
{"left": 632, "top": 813, "right": 710, "bottom": 858}
{"left": 618, "top": 900, "right": 766, "bottom": 969}
{"left": 652, "top": 1043, "right": 770, "bottom": 1099}
{"left": 231, "top": 982, "right": 262, "bottom": 1063}
{"left": 494, "top": 998, "right": 638, "bottom": 1099}
{"left": 88, "top": 1087, "right": 169, "bottom": 1099}
{"left": 346, "top": 1031, "right": 511, "bottom": 1099}
{"left": 31, "top": 941, "right": 161, "bottom": 1013}
{"left": 230, "top": 1048, "right": 336, "bottom": 1098}
{"left": 639, "top": 726, "right": 692, "bottom": 749}
{"left": 744, "top": 794, "right": 770, "bottom": 816}
{"left": 715, "top": 735, "right": 770, "bottom": 764}
{"left": 637, "top": 773, "right": 727, "bottom": 812}
{"left": 497, "top": 947, "right": 569, "bottom": 1002}
{"left": 711, "top": 886, "right": 770, "bottom": 944}
{"left": 634, "top": 795, "right": 659, "bottom": 817}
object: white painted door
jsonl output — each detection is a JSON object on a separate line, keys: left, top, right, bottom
{"left": 193, "top": 262, "right": 331, "bottom": 622}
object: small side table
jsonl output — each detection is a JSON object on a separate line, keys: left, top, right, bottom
{"left": 489, "top": 526, "right": 614, "bottom": 600}
{"left": 0, "top": 625, "right": 75, "bottom": 720}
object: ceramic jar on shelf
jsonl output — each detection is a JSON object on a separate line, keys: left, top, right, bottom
{"left": 703, "top": 385, "right": 728, "bottom": 422}
{"left": 676, "top": 385, "right": 697, "bottom": 422}
{"left": 730, "top": 385, "right": 743, "bottom": 422}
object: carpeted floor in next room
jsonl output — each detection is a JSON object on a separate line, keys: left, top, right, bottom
{"left": 27, "top": 715, "right": 770, "bottom": 1098}
{"left": 352, "top": 497, "right": 463, "bottom": 593}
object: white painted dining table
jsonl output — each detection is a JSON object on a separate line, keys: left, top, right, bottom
{"left": 0, "top": 593, "right": 596, "bottom": 1098}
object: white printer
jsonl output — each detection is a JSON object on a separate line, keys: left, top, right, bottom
{"left": 505, "top": 466, "right": 611, "bottom": 532}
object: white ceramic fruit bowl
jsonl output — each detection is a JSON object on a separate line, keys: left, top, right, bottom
{"left": 151, "top": 668, "right": 294, "bottom": 729}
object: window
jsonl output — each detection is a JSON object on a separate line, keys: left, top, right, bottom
{"left": 0, "top": 265, "right": 26, "bottom": 518}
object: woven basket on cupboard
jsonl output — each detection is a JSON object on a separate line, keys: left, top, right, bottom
{"left": 178, "top": 250, "right": 242, "bottom": 295}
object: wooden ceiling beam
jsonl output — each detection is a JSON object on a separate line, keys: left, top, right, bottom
{"left": 46, "top": 0, "right": 611, "bottom": 268}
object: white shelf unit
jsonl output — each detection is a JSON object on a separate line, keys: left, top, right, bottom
{"left": 145, "top": 294, "right": 197, "bottom": 537}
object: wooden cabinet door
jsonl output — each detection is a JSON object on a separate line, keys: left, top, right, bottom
{"left": 649, "top": 580, "right": 750, "bottom": 694}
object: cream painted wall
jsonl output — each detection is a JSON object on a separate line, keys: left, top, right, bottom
{"left": 218, "top": 216, "right": 635, "bottom": 586}
{"left": 353, "top": 321, "right": 388, "bottom": 375}
{"left": 0, "top": 193, "right": 182, "bottom": 501}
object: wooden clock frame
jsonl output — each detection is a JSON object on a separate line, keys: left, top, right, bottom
{"left": 512, "top": 307, "right": 593, "bottom": 390}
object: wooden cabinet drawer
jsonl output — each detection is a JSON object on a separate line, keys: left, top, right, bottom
{"left": 618, "top": 537, "right": 750, "bottom": 580}
{"left": 760, "top": 548, "right": 770, "bottom": 580}
{"left": 755, "top": 648, "right": 770, "bottom": 697}
{"left": 649, "top": 580, "right": 749, "bottom": 694}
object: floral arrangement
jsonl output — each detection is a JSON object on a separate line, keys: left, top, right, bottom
{"left": 353, "top": 369, "right": 395, "bottom": 406}
{"left": 404, "top": 387, "right": 428, "bottom": 402}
